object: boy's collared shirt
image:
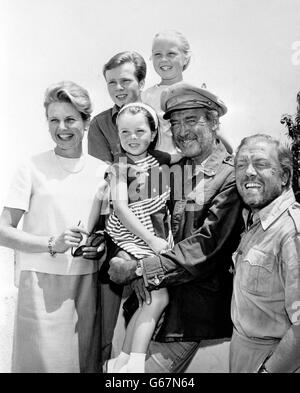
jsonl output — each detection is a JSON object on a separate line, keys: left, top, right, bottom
{"left": 88, "top": 105, "right": 120, "bottom": 163}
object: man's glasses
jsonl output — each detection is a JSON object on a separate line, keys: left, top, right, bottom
{"left": 71, "top": 230, "right": 106, "bottom": 257}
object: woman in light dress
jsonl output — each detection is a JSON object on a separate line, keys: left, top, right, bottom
{"left": 0, "top": 81, "right": 107, "bottom": 373}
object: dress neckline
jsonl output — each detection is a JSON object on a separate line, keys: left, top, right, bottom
{"left": 53, "top": 151, "right": 86, "bottom": 174}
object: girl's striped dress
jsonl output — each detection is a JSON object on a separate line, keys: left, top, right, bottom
{"left": 105, "top": 151, "right": 174, "bottom": 259}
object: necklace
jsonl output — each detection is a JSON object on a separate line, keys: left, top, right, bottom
{"left": 54, "top": 152, "right": 86, "bottom": 174}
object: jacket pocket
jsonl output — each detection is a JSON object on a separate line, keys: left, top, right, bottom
{"left": 239, "top": 248, "right": 275, "bottom": 296}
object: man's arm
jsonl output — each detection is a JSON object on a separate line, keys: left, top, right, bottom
{"left": 109, "top": 171, "right": 242, "bottom": 288}
{"left": 88, "top": 118, "right": 113, "bottom": 162}
{"left": 262, "top": 235, "right": 300, "bottom": 373}
{"left": 142, "top": 172, "right": 242, "bottom": 288}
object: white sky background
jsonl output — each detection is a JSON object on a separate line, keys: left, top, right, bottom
{"left": 0, "top": 0, "right": 300, "bottom": 208}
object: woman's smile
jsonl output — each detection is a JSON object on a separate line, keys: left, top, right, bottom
{"left": 47, "top": 102, "right": 87, "bottom": 158}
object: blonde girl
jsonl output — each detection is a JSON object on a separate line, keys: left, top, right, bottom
{"left": 143, "top": 30, "right": 233, "bottom": 154}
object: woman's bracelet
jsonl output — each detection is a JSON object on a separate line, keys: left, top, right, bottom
{"left": 48, "top": 236, "right": 56, "bottom": 257}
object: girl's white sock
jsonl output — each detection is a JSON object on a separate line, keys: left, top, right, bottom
{"left": 114, "top": 351, "right": 130, "bottom": 372}
{"left": 126, "top": 352, "right": 146, "bottom": 373}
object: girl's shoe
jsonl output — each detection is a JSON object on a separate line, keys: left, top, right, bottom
{"left": 103, "top": 357, "right": 117, "bottom": 373}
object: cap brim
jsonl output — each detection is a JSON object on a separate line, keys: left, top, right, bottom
{"left": 163, "top": 104, "right": 214, "bottom": 120}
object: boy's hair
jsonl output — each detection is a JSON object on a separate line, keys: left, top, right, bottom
{"left": 44, "top": 81, "right": 92, "bottom": 121}
{"left": 152, "top": 30, "right": 191, "bottom": 71}
{"left": 103, "top": 51, "right": 147, "bottom": 83}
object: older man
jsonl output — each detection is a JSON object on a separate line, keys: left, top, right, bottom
{"left": 88, "top": 51, "right": 146, "bottom": 162}
{"left": 231, "top": 134, "right": 300, "bottom": 373}
{"left": 108, "top": 82, "right": 243, "bottom": 373}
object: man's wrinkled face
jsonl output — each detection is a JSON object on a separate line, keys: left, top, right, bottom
{"left": 235, "top": 140, "right": 287, "bottom": 212}
{"left": 170, "top": 108, "right": 214, "bottom": 159}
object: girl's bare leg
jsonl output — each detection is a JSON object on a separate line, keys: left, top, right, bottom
{"left": 107, "top": 303, "right": 142, "bottom": 372}
{"left": 124, "top": 288, "right": 169, "bottom": 373}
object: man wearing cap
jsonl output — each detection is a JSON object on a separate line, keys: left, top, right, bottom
{"left": 108, "top": 82, "right": 243, "bottom": 373}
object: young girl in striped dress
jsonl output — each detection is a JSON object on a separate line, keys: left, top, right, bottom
{"left": 89, "top": 102, "right": 178, "bottom": 373}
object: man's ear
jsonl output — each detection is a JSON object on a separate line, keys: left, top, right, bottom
{"left": 211, "top": 119, "right": 219, "bottom": 133}
{"left": 281, "top": 170, "right": 290, "bottom": 187}
{"left": 139, "top": 79, "right": 145, "bottom": 91}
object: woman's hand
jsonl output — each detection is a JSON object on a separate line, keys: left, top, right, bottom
{"left": 53, "top": 225, "right": 90, "bottom": 253}
{"left": 82, "top": 232, "right": 106, "bottom": 260}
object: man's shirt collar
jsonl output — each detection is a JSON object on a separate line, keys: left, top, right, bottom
{"left": 242, "top": 188, "right": 296, "bottom": 230}
{"left": 111, "top": 105, "right": 120, "bottom": 124}
{"left": 186, "top": 141, "right": 228, "bottom": 178}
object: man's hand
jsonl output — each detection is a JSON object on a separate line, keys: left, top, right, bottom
{"left": 131, "top": 277, "right": 151, "bottom": 306}
{"left": 108, "top": 251, "right": 138, "bottom": 284}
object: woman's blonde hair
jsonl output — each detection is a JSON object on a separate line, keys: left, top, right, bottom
{"left": 44, "top": 81, "right": 92, "bottom": 121}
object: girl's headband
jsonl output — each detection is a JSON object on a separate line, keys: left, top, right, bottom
{"left": 117, "top": 102, "right": 159, "bottom": 130}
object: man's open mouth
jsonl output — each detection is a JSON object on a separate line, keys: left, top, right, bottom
{"left": 244, "top": 182, "right": 262, "bottom": 189}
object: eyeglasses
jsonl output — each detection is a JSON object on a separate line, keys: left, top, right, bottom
{"left": 71, "top": 230, "right": 106, "bottom": 257}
